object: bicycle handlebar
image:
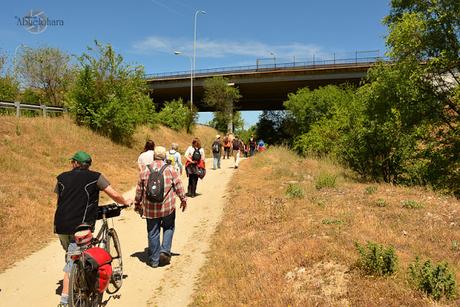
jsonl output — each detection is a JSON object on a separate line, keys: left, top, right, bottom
{"left": 105, "top": 203, "right": 130, "bottom": 209}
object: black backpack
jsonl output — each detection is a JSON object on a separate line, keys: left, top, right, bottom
{"left": 192, "top": 148, "right": 201, "bottom": 161}
{"left": 212, "top": 141, "right": 220, "bottom": 153}
{"left": 232, "top": 139, "right": 240, "bottom": 150}
{"left": 145, "top": 164, "right": 171, "bottom": 203}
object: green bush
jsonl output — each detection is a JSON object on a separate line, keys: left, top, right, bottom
{"left": 285, "top": 183, "right": 304, "bottom": 199}
{"left": 401, "top": 200, "right": 424, "bottom": 209}
{"left": 315, "top": 173, "right": 337, "bottom": 189}
{"left": 68, "top": 41, "right": 154, "bottom": 144}
{"left": 355, "top": 241, "right": 398, "bottom": 276}
{"left": 158, "top": 98, "right": 192, "bottom": 131}
{"left": 408, "top": 257, "right": 457, "bottom": 301}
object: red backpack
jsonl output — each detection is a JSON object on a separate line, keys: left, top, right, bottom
{"left": 83, "top": 247, "right": 113, "bottom": 293}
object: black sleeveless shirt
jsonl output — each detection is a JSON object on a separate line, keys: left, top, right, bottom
{"left": 54, "top": 169, "right": 102, "bottom": 234}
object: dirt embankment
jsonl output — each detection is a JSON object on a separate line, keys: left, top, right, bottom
{"left": 0, "top": 116, "right": 218, "bottom": 272}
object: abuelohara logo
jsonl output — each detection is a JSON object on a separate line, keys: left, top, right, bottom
{"left": 15, "top": 9, "right": 64, "bottom": 34}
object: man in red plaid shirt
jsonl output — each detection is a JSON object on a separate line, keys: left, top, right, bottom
{"left": 134, "top": 146, "right": 187, "bottom": 267}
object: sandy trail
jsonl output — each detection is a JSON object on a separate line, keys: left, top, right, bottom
{"left": 0, "top": 157, "right": 236, "bottom": 307}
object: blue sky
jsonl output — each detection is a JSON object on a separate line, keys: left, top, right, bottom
{"left": 0, "top": 0, "right": 391, "bottom": 127}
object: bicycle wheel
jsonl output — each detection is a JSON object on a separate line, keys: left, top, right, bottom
{"left": 106, "top": 228, "right": 123, "bottom": 293}
{"left": 69, "top": 261, "right": 102, "bottom": 307}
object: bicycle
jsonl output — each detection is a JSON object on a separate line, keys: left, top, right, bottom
{"left": 68, "top": 203, "right": 128, "bottom": 307}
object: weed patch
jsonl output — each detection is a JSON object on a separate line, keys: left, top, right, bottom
{"left": 375, "top": 198, "right": 387, "bottom": 207}
{"left": 402, "top": 200, "right": 424, "bottom": 209}
{"left": 315, "top": 173, "right": 337, "bottom": 189}
{"left": 408, "top": 257, "right": 457, "bottom": 301}
{"left": 322, "top": 218, "right": 344, "bottom": 225}
{"left": 286, "top": 183, "right": 304, "bottom": 199}
{"left": 365, "top": 185, "right": 378, "bottom": 194}
{"left": 355, "top": 241, "right": 398, "bottom": 276}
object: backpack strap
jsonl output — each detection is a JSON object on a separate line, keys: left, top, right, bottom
{"left": 159, "top": 164, "right": 174, "bottom": 199}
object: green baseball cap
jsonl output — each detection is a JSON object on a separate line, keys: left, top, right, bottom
{"left": 71, "top": 151, "right": 92, "bottom": 163}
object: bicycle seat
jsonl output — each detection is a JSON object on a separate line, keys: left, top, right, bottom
{"left": 74, "top": 223, "right": 93, "bottom": 246}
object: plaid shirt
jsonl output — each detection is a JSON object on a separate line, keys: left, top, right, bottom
{"left": 135, "top": 160, "right": 186, "bottom": 219}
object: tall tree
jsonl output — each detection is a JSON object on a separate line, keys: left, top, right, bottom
{"left": 0, "top": 53, "right": 19, "bottom": 101}
{"left": 208, "top": 110, "right": 244, "bottom": 133}
{"left": 381, "top": 0, "right": 460, "bottom": 194}
{"left": 203, "top": 76, "right": 241, "bottom": 132}
{"left": 68, "top": 41, "right": 154, "bottom": 144}
{"left": 16, "top": 46, "right": 74, "bottom": 106}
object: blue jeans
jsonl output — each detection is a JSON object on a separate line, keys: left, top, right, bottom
{"left": 213, "top": 152, "right": 221, "bottom": 169}
{"left": 146, "top": 211, "right": 175, "bottom": 265}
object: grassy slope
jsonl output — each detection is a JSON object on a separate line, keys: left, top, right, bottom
{"left": 192, "top": 147, "right": 460, "bottom": 306}
{"left": 0, "top": 116, "right": 218, "bottom": 271}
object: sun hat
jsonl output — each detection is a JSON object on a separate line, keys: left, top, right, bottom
{"left": 71, "top": 151, "right": 92, "bottom": 163}
{"left": 216, "top": 134, "right": 221, "bottom": 139}
{"left": 154, "top": 146, "right": 166, "bottom": 160}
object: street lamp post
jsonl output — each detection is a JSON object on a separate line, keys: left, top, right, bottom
{"left": 270, "top": 52, "right": 276, "bottom": 68}
{"left": 192, "top": 10, "right": 206, "bottom": 111}
{"left": 174, "top": 51, "right": 193, "bottom": 110}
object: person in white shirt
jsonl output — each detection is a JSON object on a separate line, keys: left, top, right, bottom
{"left": 137, "top": 140, "right": 155, "bottom": 172}
{"left": 184, "top": 138, "right": 205, "bottom": 197}
{"left": 165, "top": 143, "right": 183, "bottom": 175}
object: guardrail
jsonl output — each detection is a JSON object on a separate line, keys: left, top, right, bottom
{"left": 146, "top": 53, "right": 388, "bottom": 80}
{"left": 0, "top": 101, "right": 66, "bottom": 117}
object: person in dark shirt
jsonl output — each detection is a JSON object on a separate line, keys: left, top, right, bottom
{"left": 54, "top": 150, "right": 132, "bottom": 307}
{"left": 248, "top": 135, "right": 257, "bottom": 157}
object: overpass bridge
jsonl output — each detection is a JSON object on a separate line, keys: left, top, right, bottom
{"left": 146, "top": 55, "right": 385, "bottom": 111}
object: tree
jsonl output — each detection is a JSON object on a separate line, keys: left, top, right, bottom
{"left": 16, "top": 46, "right": 73, "bottom": 106}
{"left": 284, "top": 85, "right": 361, "bottom": 158}
{"left": 255, "top": 111, "right": 295, "bottom": 146}
{"left": 0, "top": 53, "right": 19, "bottom": 102}
{"left": 68, "top": 41, "right": 154, "bottom": 144}
{"left": 380, "top": 0, "right": 460, "bottom": 194}
{"left": 208, "top": 110, "right": 244, "bottom": 132}
{"left": 203, "top": 76, "right": 241, "bottom": 132}
{"left": 157, "top": 98, "right": 194, "bottom": 131}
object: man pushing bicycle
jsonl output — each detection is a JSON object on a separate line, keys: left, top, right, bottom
{"left": 54, "top": 151, "right": 132, "bottom": 307}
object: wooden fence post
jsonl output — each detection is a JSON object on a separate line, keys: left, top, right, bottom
{"left": 14, "top": 101, "right": 20, "bottom": 117}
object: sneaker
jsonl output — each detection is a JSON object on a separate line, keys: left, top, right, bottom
{"left": 147, "top": 261, "right": 159, "bottom": 268}
{"left": 57, "top": 303, "right": 69, "bottom": 307}
{"left": 159, "top": 252, "right": 171, "bottom": 266}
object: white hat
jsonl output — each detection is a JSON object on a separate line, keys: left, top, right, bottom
{"left": 154, "top": 146, "right": 166, "bottom": 160}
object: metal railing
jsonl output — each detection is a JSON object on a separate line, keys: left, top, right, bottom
{"left": 146, "top": 51, "right": 388, "bottom": 80}
{"left": 0, "top": 101, "right": 66, "bottom": 117}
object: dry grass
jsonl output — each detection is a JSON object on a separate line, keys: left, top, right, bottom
{"left": 192, "top": 146, "right": 460, "bottom": 306}
{"left": 0, "top": 116, "right": 217, "bottom": 272}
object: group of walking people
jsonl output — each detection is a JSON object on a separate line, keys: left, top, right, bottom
{"left": 211, "top": 133, "right": 266, "bottom": 169}
{"left": 53, "top": 134, "right": 265, "bottom": 306}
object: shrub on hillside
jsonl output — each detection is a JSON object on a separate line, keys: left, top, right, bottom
{"left": 158, "top": 98, "right": 194, "bottom": 131}
{"left": 67, "top": 41, "right": 154, "bottom": 144}
{"left": 285, "top": 183, "right": 304, "bottom": 199}
{"left": 355, "top": 241, "right": 398, "bottom": 276}
{"left": 401, "top": 200, "right": 424, "bottom": 209}
{"left": 314, "top": 173, "right": 337, "bottom": 189}
{"left": 408, "top": 257, "right": 457, "bottom": 301}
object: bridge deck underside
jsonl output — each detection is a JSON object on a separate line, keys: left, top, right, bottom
{"left": 148, "top": 65, "right": 370, "bottom": 111}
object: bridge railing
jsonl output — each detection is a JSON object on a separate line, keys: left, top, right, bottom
{"left": 0, "top": 100, "right": 66, "bottom": 117}
{"left": 146, "top": 53, "right": 388, "bottom": 80}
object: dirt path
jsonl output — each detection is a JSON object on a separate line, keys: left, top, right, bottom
{"left": 0, "top": 157, "right": 237, "bottom": 307}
